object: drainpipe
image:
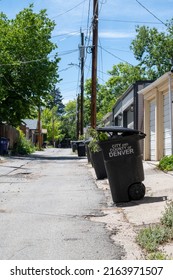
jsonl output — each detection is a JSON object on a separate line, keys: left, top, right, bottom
{"left": 168, "top": 73, "right": 173, "bottom": 154}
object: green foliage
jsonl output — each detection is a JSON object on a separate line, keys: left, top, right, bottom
{"left": 47, "top": 87, "right": 65, "bottom": 116}
{"left": 78, "top": 135, "right": 85, "bottom": 140}
{"left": 136, "top": 224, "right": 172, "bottom": 252}
{"left": 61, "top": 100, "right": 77, "bottom": 140}
{"left": 158, "top": 155, "right": 173, "bottom": 171}
{"left": 107, "top": 63, "right": 146, "bottom": 94}
{"left": 42, "top": 107, "right": 64, "bottom": 142}
{"left": 146, "top": 252, "right": 170, "bottom": 260}
{"left": 161, "top": 201, "right": 173, "bottom": 228}
{"left": 12, "top": 129, "right": 35, "bottom": 155}
{"left": 84, "top": 63, "right": 147, "bottom": 127}
{"left": 98, "top": 132, "right": 109, "bottom": 141}
{"left": 130, "top": 23, "right": 173, "bottom": 79}
{"left": 88, "top": 138, "right": 100, "bottom": 153}
{"left": 87, "top": 128, "right": 108, "bottom": 153}
{"left": 0, "top": 4, "right": 60, "bottom": 126}
{"left": 136, "top": 201, "right": 173, "bottom": 259}
{"left": 87, "top": 128, "right": 100, "bottom": 153}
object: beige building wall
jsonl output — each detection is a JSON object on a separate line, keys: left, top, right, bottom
{"left": 139, "top": 72, "right": 173, "bottom": 161}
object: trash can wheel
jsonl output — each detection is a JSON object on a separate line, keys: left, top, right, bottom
{"left": 128, "top": 182, "right": 145, "bottom": 201}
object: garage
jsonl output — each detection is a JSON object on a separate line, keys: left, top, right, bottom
{"left": 150, "top": 100, "right": 156, "bottom": 160}
{"left": 139, "top": 72, "right": 173, "bottom": 161}
{"left": 163, "top": 93, "right": 172, "bottom": 156}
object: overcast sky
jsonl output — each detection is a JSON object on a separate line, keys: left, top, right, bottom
{"left": 1, "top": 0, "right": 172, "bottom": 103}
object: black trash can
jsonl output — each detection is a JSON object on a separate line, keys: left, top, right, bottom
{"left": 71, "top": 141, "right": 77, "bottom": 153}
{"left": 97, "top": 126, "right": 146, "bottom": 203}
{"left": 0, "top": 137, "right": 9, "bottom": 155}
{"left": 76, "top": 141, "right": 86, "bottom": 157}
{"left": 85, "top": 140, "right": 92, "bottom": 163}
{"left": 90, "top": 150, "right": 107, "bottom": 180}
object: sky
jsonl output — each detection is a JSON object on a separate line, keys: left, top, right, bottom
{"left": 0, "top": 0, "right": 173, "bottom": 104}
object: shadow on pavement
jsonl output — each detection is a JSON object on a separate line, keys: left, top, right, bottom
{"left": 116, "top": 196, "right": 168, "bottom": 208}
{"left": 11, "top": 154, "right": 86, "bottom": 161}
{"left": 30, "top": 155, "right": 86, "bottom": 161}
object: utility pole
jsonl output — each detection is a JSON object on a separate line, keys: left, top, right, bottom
{"left": 91, "top": 0, "right": 98, "bottom": 129}
{"left": 76, "top": 93, "right": 80, "bottom": 139}
{"left": 38, "top": 106, "right": 41, "bottom": 150}
{"left": 80, "top": 31, "right": 85, "bottom": 136}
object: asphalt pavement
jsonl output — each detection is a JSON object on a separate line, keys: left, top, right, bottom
{"left": 0, "top": 149, "right": 124, "bottom": 260}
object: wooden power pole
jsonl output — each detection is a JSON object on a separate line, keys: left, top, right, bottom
{"left": 91, "top": 0, "right": 98, "bottom": 129}
{"left": 80, "top": 31, "right": 84, "bottom": 136}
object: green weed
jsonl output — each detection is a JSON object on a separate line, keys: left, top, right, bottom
{"left": 136, "top": 225, "right": 172, "bottom": 252}
{"left": 160, "top": 201, "right": 173, "bottom": 228}
{"left": 136, "top": 201, "right": 173, "bottom": 259}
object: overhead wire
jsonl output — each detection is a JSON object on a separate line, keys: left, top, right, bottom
{"left": 99, "top": 18, "right": 163, "bottom": 25}
{"left": 3, "top": 0, "right": 162, "bottom": 100}
{"left": 51, "top": 0, "right": 88, "bottom": 19}
{"left": 135, "top": 0, "right": 167, "bottom": 26}
{"left": 99, "top": 45, "right": 134, "bottom": 66}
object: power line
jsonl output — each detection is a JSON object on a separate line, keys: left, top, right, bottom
{"left": 59, "top": 49, "right": 78, "bottom": 56}
{"left": 135, "top": 0, "right": 167, "bottom": 26}
{"left": 0, "top": 49, "right": 78, "bottom": 66}
{"left": 51, "top": 30, "right": 81, "bottom": 39}
{"left": 104, "top": 46, "right": 131, "bottom": 53}
{"left": 100, "top": 18, "right": 163, "bottom": 25}
{"left": 99, "top": 45, "right": 134, "bottom": 66}
{"left": 51, "top": 0, "right": 88, "bottom": 19}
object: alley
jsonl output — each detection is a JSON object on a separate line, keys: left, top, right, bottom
{"left": 0, "top": 148, "right": 124, "bottom": 260}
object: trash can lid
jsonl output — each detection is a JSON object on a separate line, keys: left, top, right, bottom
{"left": 96, "top": 126, "right": 144, "bottom": 136}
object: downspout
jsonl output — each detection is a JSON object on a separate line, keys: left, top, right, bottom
{"left": 168, "top": 72, "right": 173, "bottom": 154}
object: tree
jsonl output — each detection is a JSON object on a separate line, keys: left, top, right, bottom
{"left": 0, "top": 5, "right": 60, "bottom": 126}
{"left": 83, "top": 63, "right": 146, "bottom": 126}
{"left": 130, "top": 21, "right": 173, "bottom": 79}
{"left": 47, "top": 87, "right": 65, "bottom": 116}
{"left": 42, "top": 107, "right": 64, "bottom": 144}
{"left": 61, "top": 100, "right": 77, "bottom": 140}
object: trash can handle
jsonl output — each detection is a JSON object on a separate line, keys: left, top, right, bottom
{"left": 138, "top": 132, "right": 146, "bottom": 139}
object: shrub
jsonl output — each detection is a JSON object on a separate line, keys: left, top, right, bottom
{"left": 12, "top": 129, "right": 35, "bottom": 155}
{"left": 158, "top": 155, "right": 173, "bottom": 171}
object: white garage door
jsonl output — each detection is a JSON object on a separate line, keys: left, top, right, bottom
{"left": 150, "top": 100, "right": 156, "bottom": 160}
{"left": 163, "top": 94, "right": 172, "bottom": 156}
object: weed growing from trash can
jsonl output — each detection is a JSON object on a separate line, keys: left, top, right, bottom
{"left": 87, "top": 128, "right": 108, "bottom": 153}
{"left": 136, "top": 201, "right": 173, "bottom": 259}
